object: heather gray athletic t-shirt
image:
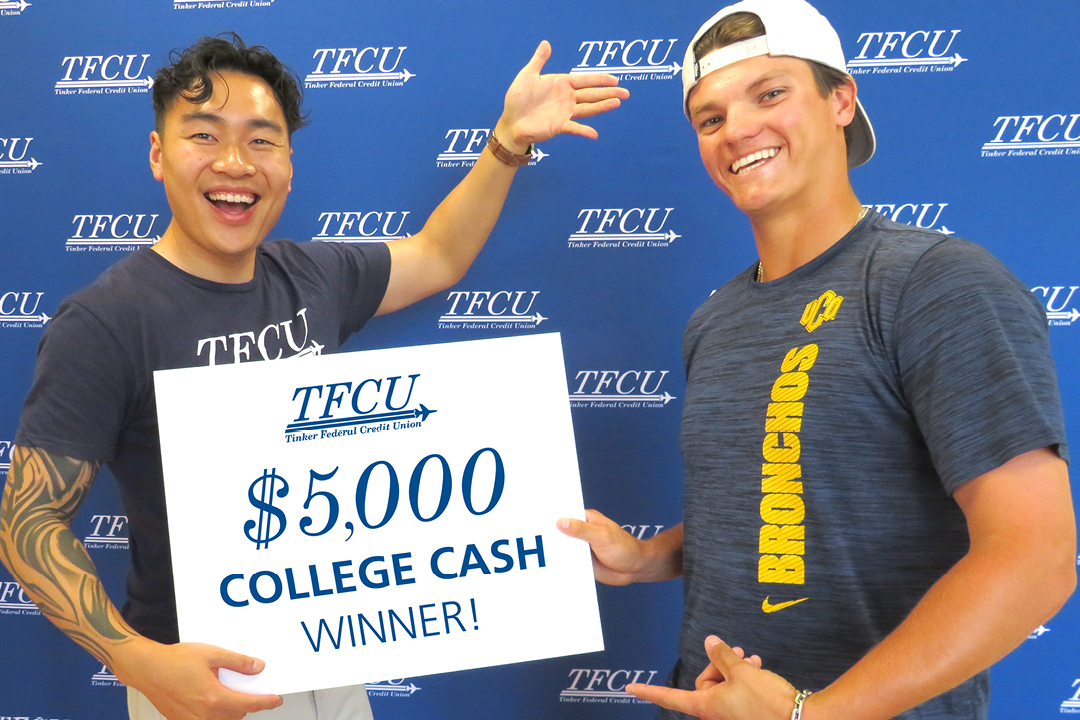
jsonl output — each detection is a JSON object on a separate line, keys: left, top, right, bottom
{"left": 666, "top": 213, "right": 1067, "bottom": 719}
{"left": 16, "top": 240, "right": 391, "bottom": 643}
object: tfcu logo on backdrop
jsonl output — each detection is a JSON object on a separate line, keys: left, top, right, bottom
{"left": 864, "top": 203, "right": 952, "bottom": 235}
{"left": 83, "top": 514, "right": 129, "bottom": 550}
{"left": 1027, "top": 624, "right": 1050, "bottom": 640}
{"left": 0, "top": 439, "right": 10, "bottom": 476}
{"left": 313, "top": 210, "right": 413, "bottom": 243}
{"left": 55, "top": 53, "right": 153, "bottom": 95}
{"left": 439, "top": 291, "right": 546, "bottom": 330}
{"left": 571, "top": 40, "right": 680, "bottom": 81}
{"left": 0, "top": 137, "right": 40, "bottom": 175}
{"left": 67, "top": 213, "right": 160, "bottom": 252}
{"left": 0, "top": 0, "right": 30, "bottom": 16}
{"left": 559, "top": 668, "right": 658, "bottom": 704}
{"left": 91, "top": 664, "right": 124, "bottom": 688}
{"left": 174, "top": 0, "right": 274, "bottom": 9}
{"left": 847, "top": 30, "right": 966, "bottom": 75}
{"left": 0, "top": 579, "right": 39, "bottom": 616}
{"left": 570, "top": 370, "right": 675, "bottom": 408}
{"left": 305, "top": 47, "right": 413, "bottom": 90}
{"left": 437, "top": 128, "right": 547, "bottom": 169}
{"left": 568, "top": 208, "right": 680, "bottom": 248}
{"left": 0, "top": 292, "right": 49, "bottom": 328}
{"left": 981, "top": 114, "right": 1080, "bottom": 157}
{"left": 1062, "top": 679, "right": 1080, "bottom": 713}
{"left": 621, "top": 524, "right": 665, "bottom": 541}
{"left": 365, "top": 679, "right": 422, "bottom": 698}
{"left": 1031, "top": 286, "right": 1080, "bottom": 326}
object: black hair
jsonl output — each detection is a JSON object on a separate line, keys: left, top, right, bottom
{"left": 152, "top": 32, "right": 307, "bottom": 137}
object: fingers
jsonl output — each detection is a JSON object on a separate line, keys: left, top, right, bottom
{"left": 572, "top": 97, "right": 625, "bottom": 121}
{"left": 557, "top": 509, "right": 614, "bottom": 540}
{"left": 522, "top": 40, "right": 552, "bottom": 75}
{"left": 213, "top": 648, "right": 266, "bottom": 676}
{"left": 626, "top": 683, "right": 703, "bottom": 717}
{"left": 704, "top": 635, "right": 745, "bottom": 673}
{"left": 567, "top": 72, "right": 623, "bottom": 89}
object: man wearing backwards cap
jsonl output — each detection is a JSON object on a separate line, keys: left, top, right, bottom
{"left": 559, "top": 0, "right": 1074, "bottom": 718}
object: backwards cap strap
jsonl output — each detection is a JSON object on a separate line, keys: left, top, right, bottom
{"left": 694, "top": 35, "right": 771, "bottom": 81}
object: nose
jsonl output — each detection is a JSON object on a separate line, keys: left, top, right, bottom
{"left": 721, "top": 101, "right": 763, "bottom": 144}
{"left": 212, "top": 141, "right": 255, "bottom": 177}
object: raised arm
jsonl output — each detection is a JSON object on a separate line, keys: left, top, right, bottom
{"left": 0, "top": 445, "right": 280, "bottom": 720}
{"left": 558, "top": 508, "right": 684, "bottom": 584}
{"left": 376, "top": 40, "right": 628, "bottom": 315}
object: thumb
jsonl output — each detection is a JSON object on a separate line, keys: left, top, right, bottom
{"left": 703, "top": 635, "right": 743, "bottom": 672}
{"left": 522, "top": 40, "right": 552, "bottom": 74}
{"left": 215, "top": 649, "right": 266, "bottom": 676}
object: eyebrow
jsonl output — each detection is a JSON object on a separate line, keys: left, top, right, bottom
{"left": 689, "top": 70, "right": 793, "bottom": 118}
{"left": 180, "top": 111, "right": 285, "bottom": 134}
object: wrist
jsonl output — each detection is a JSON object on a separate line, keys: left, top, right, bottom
{"left": 492, "top": 116, "right": 531, "bottom": 156}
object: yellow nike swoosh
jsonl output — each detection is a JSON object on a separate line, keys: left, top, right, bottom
{"left": 762, "top": 596, "right": 809, "bottom": 613}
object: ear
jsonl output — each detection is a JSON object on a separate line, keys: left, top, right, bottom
{"left": 149, "top": 130, "right": 164, "bottom": 182}
{"left": 288, "top": 145, "right": 293, "bottom": 193}
{"left": 830, "top": 77, "right": 858, "bottom": 129}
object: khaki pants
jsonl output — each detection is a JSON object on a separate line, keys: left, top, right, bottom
{"left": 127, "top": 685, "right": 373, "bottom": 720}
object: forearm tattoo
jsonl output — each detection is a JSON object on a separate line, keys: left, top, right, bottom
{"left": 0, "top": 446, "right": 133, "bottom": 667}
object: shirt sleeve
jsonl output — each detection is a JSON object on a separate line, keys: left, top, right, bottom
{"left": 894, "top": 238, "right": 1068, "bottom": 494}
{"left": 15, "top": 299, "right": 136, "bottom": 462}
{"left": 298, "top": 241, "right": 392, "bottom": 342}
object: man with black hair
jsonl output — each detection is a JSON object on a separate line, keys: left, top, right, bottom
{"left": 0, "top": 33, "right": 627, "bottom": 720}
{"left": 559, "top": 1, "right": 1075, "bottom": 718}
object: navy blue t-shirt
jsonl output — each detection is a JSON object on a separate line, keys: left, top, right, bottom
{"left": 16, "top": 240, "right": 391, "bottom": 643}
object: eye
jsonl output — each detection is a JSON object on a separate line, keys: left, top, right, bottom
{"left": 698, "top": 115, "right": 724, "bottom": 132}
{"left": 188, "top": 132, "right": 215, "bottom": 142}
{"left": 761, "top": 88, "right": 785, "bottom": 102}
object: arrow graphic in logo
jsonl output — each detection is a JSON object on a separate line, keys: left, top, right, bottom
{"left": 570, "top": 392, "right": 676, "bottom": 405}
{"left": 0, "top": 158, "right": 41, "bottom": 170}
{"left": 55, "top": 77, "right": 154, "bottom": 90}
{"left": 285, "top": 404, "right": 436, "bottom": 435}
{"left": 570, "top": 62, "right": 681, "bottom": 76}
{"left": 437, "top": 147, "right": 547, "bottom": 164}
{"left": 1047, "top": 309, "right": 1080, "bottom": 323}
{"left": 439, "top": 313, "right": 546, "bottom": 326}
{"left": 313, "top": 232, "right": 411, "bottom": 244}
{"left": 305, "top": 69, "right": 415, "bottom": 83}
{"left": 366, "top": 682, "right": 422, "bottom": 694}
{"left": 0, "top": 0, "right": 31, "bottom": 10}
{"left": 568, "top": 229, "right": 681, "bottom": 245}
{"left": 66, "top": 236, "right": 159, "bottom": 247}
{"left": 847, "top": 53, "right": 966, "bottom": 69}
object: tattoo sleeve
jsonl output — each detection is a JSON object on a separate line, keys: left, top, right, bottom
{"left": 0, "top": 445, "right": 136, "bottom": 668}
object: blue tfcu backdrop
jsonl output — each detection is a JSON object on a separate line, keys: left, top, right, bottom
{"left": 1, "top": 1, "right": 1079, "bottom": 719}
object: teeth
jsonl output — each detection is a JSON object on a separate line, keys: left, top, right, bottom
{"left": 207, "top": 192, "right": 256, "bottom": 204}
{"left": 731, "top": 148, "right": 779, "bottom": 174}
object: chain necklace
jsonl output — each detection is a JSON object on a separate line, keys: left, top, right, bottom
{"left": 756, "top": 206, "right": 869, "bottom": 283}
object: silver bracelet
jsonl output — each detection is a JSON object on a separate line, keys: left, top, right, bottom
{"left": 791, "top": 689, "right": 813, "bottom": 720}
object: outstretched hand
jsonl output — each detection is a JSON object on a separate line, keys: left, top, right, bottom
{"left": 557, "top": 508, "right": 648, "bottom": 585}
{"left": 627, "top": 636, "right": 797, "bottom": 720}
{"left": 500, "top": 40, "right": 628, "bottom": 149}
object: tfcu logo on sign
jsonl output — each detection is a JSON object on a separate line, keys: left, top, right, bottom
{"left": 0, "top": 439, "right": 10, "bottom": 475}
{"left": 982, "top": 114, "right": 1080, "bottom": 157}
{"left": 365, "top": 679, "right": 422, "bottom": 698}
{"left": 0, "top": 292, "right": 49, "bottom": 328}
{"left": 1031, "top": 286, "right": 1080, "bottom": 326}
{"left": 848, "top": 30, "right": 965, "bottom": 75}
{"left": 286, "top": 374, "right": 431, "bottom": 444}
{"left": 0, "top": 580, "right": 39, "bottom": 615}
{"left": 437, "top": 128, "right": 547, "bottom": 169}
{"left": 91, "top": 664, "right": 124, "bottom": 688}
{"left": 175, "top": 0, "right": 274, "bottom": 9}
{"left": 313, "top": 211, "right": 413, "bottom": 243}
{"left": 571, "top": 370, "right": 674, "bottom": 408}
{"left": 571, "top": 40, "right": 681, "bottom": 80}
{"left": 83, "top": 514, "right": 129, "bottom": 550}
{"left": 0, "top": 137, "right": 40, "bottom": 174}
{"left": 439, "top": 291, "right": 546, "bottom": 330}
{"left": 0, "top": 0, "right": 29, "bottom": 17}
{"left": 1062, "top": 679, "right": 1080, "bottom": 713}
{"left": 67, "top": 213, "right": 160, "bottom": 252}
{"left": 305, "top": 47, "right": 413, "bottom": 90}
{"left": 568, "top": 208, "right": 680, "bottom": 248}
{"left": 55, "top": 53, "right": 153, "bottom": 95}
{"left": 864, "top": 203, "right": 952, "bottom": 235}
{"left": 560, "top": 669, "right": 658, "bottom": 704}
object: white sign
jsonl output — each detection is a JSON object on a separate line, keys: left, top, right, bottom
{"left": 156, "top": 333, "right": 602, "bottom": 695}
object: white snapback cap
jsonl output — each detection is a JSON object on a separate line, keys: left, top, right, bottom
{"left": 681, "top": 0, "right": 875, "bottom": 168}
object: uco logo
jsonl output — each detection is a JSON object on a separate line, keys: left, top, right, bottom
{"left": 982, "top": 114, "right": 1080, "bottom": 157}
{"left": 91, "top": 664, "right": 124, "bottom": 688}
{"left": 1027, "top": 624, "right": 1050, "bottom": 640}
{"left": 55, "top": 53, "right": 153, "bottom": 95}
{"left": 571, "top": 40, "right": 680, "bottom": 80}
{"left": 439, "top": 291, "right": 546, "bottom": 330}
{"left": 175, "top": 0, "right": 274, "bottom": 9}
{"left": 1031, "top": 286, "right": 1080, "bottom": 326}
{"left": 437, "top": 128, "right": 546, "bottom": 169}
{"left": 569, "top": 208, "right": 680, "bottom": 248}
{"left": 305, "top": 47, "right": 413, "bottom": 90}
{"left": 67, "top": 213, "right": 160, "bottom": 252}
{"left": 0, "top": 580, "right": 39, "bottom": 615}
{"left": 84, "top": 514, "right": 129, "bottom": 550}
{"left": 865, "top": 203, "right": 952, "bottom": 235}
{"left": 0, "top": 137, "right": 40, "bottom": 174}
{"left": 621, "top": 524, "right": 665, "bottom": 540}
{"left": 0, "top": 440, "right": 10, "bottom": 476}
{"left": 560, "top": 669, "right": 658, "bottom": 703}
{"left": 0, "top": 292, "right": 49, "bottom": 328}
{"left": 0, "top": 0, "right": 29, "bottom": 16}
{"left": 1062, "top": 679, "right": 1080, "bottom": 713}
{"left": 848, "top": 30, "right": 966, "bottom": 74}
{"left": 571, "top": 370, "right": 674, "bottom": 408}
{"left": 313, "top": 211, "right": 412, "bottom": 243}
{"left": 366, "top": 679, "right": 422, "bottom": 698}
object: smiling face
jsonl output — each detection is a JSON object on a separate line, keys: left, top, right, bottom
{"left": 149, "top": 70, "right": 293, "bottom": 282}
{"left": 687, "top": 54, "right": 854, "bottom": 218}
